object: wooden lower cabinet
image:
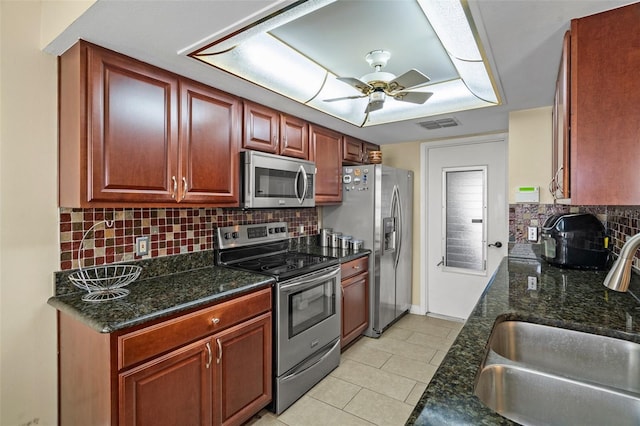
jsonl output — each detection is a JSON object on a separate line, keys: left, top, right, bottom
{"left": 215, "top": 313, "right": 272, "bottom": 426}
{"left": 58, "top": 287, "right": 272, "bottom": 426}
{"left": 340, "top": 256, "right": 369, "bottom": 349}
{"left": 120, "top": 338, "right": 212, "bottom": 426}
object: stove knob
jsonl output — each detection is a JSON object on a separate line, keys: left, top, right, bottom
{"left": 280, "top": 227, "right": 287, "bottom": 233}
{"left": 224, "top": 232, "right": 232, "bottom": 240}
{"left": 268, "top": 228, "right": 274, "bottom": 234}
{"left": 232, "top": 232, "right": 239, "bottom": 239}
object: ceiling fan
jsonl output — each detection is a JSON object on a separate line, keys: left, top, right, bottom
{"left": 325, "top": 50, "right": 433, "bottom": 113}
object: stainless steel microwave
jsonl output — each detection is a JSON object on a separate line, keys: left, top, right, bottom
{"left": 241, "top": 151, "right": 316, "bottom": 209}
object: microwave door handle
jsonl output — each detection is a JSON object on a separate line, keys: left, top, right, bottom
{"left": 301, "top": 166, "right": 309, "bottom": 202}
{"left": 295, "top": 165, "right": 306, "bottom": 204}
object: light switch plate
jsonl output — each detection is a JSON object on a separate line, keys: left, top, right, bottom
{"left": 527, "top": 276, "right": 538, "bottom": 290}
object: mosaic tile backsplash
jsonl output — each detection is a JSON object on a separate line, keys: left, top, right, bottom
{"left": 59, "top": 207, "right": 318, "bottom": 270}
{"left": 59, "top": 204, "right": 640, "bottom": 271}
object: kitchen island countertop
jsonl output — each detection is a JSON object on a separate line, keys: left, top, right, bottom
{"left": 407, "top": 256, "right": 640, "bottom": 425}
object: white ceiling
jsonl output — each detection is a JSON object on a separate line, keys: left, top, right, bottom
{"left": 44, "top": 0, "right": 636, "bottom": 145}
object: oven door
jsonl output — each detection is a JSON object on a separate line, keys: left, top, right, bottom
{"left": 242, "top": 151, "right": 315, "bottom": 209}
{"left": 276, "top": 266, "right": 341, "bottom": 375}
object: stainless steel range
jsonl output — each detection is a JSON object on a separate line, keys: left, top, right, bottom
{"left": 215, "top": 222, "right": 341, "bottom": 414}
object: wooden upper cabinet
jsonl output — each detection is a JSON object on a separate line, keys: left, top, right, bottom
{"left": 343, "top": 136, "right": 364, "bottom": 164}
{"left": 568, "top": 3, "right": 640, "bottom": 205}
{"left": 179, "top": 80, "right": 241, "bottom": 206}
{"left": 242, "top": 101, "right": 310, "bottom": 159}
{"left": 59, "top": 40, "right": 179, "bottom": 206}
{"left": 280, "top": 114, "right": 309, "bottom": 159}
{"left": 363, "top": 142, "right": 381, "bottom": 163}
{"left": 309, "top": 124, "right": 343, "bottom": 204}
{"left": 58, "top": 40, "right": 241, "bottom": 207}
{"left": 343, "top": 136, "right": 380, "bottom": 165}
{"left": 551, "top": 31, "right": 571, "bottom": 200}
{"left": 243, "top": 101, "right": 279, "bottom": 154}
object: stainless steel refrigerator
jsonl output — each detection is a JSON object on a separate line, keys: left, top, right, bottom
{"left": 323, "top": 165, "right": 413, "bottom": 337}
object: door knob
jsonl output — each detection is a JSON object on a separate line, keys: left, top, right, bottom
{"left": 488, "top": 241, "right": 503, "bottom": 248}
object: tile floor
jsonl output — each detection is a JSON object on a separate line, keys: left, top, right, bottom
{"left": 247, "top": 314, "right": 463, "bottom": 426}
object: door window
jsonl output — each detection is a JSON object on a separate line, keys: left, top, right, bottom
{"left": 442, "top": 167, "right": 487, "bottom": 272}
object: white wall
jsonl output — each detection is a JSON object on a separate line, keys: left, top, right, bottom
{"left": 508, "top": 106, "right": 553, "bottom": 204}
{"left": 0, "top": 2, "right": 91, "bottom": 424}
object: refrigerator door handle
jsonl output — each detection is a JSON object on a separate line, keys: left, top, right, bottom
{"left": 391, "top": 185, "right": 402, "bottom": 270}
{"left": 397, "top": 187, "right": 404, "bottom": 270}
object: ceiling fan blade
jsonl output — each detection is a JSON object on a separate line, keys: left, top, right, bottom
{"left": 393, "top": 91, "right": 433, "bottom": 104}
{"left": 323, "top": 95, "right": 367, "bottom": 102}
{"left": 337, "top": 77, "right": 373, "bottom": 94}
{"left": 387, "top": 69, "right": 430, "bottom": 92}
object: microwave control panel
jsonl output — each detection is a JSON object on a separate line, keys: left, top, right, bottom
{"left": 343, "top": 167, "right": 370, "bottom": 191}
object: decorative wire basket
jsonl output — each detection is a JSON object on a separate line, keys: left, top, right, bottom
{"left": 68, "top": 220, "right": 142, "bottom": 302}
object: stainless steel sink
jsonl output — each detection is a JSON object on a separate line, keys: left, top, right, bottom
{"left": 474, "top": 321, "right": 640, "bottom": 425}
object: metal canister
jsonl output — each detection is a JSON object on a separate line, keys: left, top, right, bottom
{"left": 329, "top": 232, "right": 342, "bottom": 248}
{"left": 340, "top": 235, "right": 352, "bottom": 250}
{"left": 320, "top": 228, "right": 333, "bottom": 247}
{"left": 350, "top": 239, "right": 364, "bottom": 251}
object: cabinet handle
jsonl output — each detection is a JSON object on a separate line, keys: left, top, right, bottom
{"left": 205, "top": 342, "right": 212, "bottom": 369}
{"left": 353, "top": 265, "right": 361, "bottom": 270}
{"left": 216, "top": 338, "right": 222, "bottom": 364}
{"left": 181, "top": 177, "right": 187, "bottom": 201}
{"left": 211, "top": 317, "right": 220, "bottom": 325}
{"left": 171, "top": 176, "right": 177, "bottom": 199}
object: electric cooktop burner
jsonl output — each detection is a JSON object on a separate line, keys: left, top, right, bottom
{"left": 235, "top": 252, "right": 336, "bottom": 275}
{"left": 215, "top": 222, "right": 339, "bottom": 281}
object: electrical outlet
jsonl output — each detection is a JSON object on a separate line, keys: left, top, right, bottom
{"left": 136, "top": 236, "right": 149, "bottom": 256}
{"left": 527, "top": 276, "right": 538, "bottom": 290}
{"left": 527, "top": 226, "right": 538, "bottom": 242}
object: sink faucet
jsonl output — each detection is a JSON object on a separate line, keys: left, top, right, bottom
{"left": 603, "top": 233, "right": 640, "bottom": 292}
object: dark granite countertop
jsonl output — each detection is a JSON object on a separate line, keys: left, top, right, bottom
{"left": 407, "top": 256, "right": 640, "bottom": 425}
{"left": 48, "top": 265, "right": 274, "bottom": 333}
{"left": 47, "top": 243, "right": 369, "bottom": 335}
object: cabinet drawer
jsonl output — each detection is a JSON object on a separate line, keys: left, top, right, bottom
{"left": 341, "top": 256, "right": 368, "bottom": 281}
{"left": 118, "top": 287, "right": 271, "bottom": 370}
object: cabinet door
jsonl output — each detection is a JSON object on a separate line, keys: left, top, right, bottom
{"left": 551, "top": 31, "right": 570, "bottom": 200}
{"left": 214, "top": 312, "right": 272, "bottom": 426}
{"left": 280, "top": 114, "right": 309, "bottom": 159}
{"left": 119, "top": 338, "right": 212, "bottom": 426}
{"left": 309, "top": 124, "right": 343, "bottom": 204}
{"left": 569, "top": 3, "right": 640, "bottom": 205}
{"left": 179, "top": 80, "right": 241, "bottom": 206}
{"left": 363, "top": 142, "right": 381, "bottom": 164}
{"left": 341, "top": 272, "right": 369, "bottom": 349}
{"left": 243, "top": 101, "right": 279, "bottom": 153}
{"left": 88, "top": 45, "right": 179, "bottom": 203}
{"left": 343, "top": 136, "right": 364, "bottom": 164}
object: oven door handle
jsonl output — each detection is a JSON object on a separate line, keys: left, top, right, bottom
{"left": 279, "top": 267, "right": 340, "bottom": 293}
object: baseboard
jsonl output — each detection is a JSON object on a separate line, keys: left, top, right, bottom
{"left": 425, "top": 312, "right": 466, "bottom": 323}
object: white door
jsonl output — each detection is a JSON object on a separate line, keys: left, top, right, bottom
{"left": 422, "top": 134, "right": 508, "bottom": 320}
